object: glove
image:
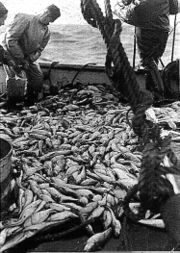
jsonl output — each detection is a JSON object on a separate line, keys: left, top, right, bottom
{"left": 122, "top": 0, "right": 132, "bottom": 5}
{"left": 133, "top": 0, "right": 140, "bottom": 6}
{"left": 0, "top": 46, "right": 13, "bottom": 65}
{"left": 117, "top": 0, "right": 132, "bottom": 6}
{"left": 21, "top": 59, "right": 30, "bottom": 70}
{"left": 29, "top": 51, "right": 41, "bottom": 62}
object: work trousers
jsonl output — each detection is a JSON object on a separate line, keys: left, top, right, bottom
{"left": 136, "top": 27, "right": 169, "bottom": 66}
{"left": 25, "top": 62, "right": 43, "bottom": 100}
{"left": 136, "top": 28, "right": 169, "bottom": 98}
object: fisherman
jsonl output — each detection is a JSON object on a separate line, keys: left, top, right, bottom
{"left": 113, "top": 0, "right": 179, "bottom": 97}
{"left": 0, "top": 2, "right": 7, "bottom": 26}
{"left": 3, "top": 4, "right": 61, "bottom": 105}
{"left": 0, "top": 2, "right": 8, "bottom": 64}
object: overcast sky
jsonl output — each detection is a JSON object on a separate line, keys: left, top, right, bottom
{"left": 1, "top": 0, "right": 118, "bottom": 25}
{"left": 1, "top": 0, "right": 179, "bottom": 25}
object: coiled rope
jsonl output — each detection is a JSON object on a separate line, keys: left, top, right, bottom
{"left": 81, "top": 0, "right": 180, "bottom": 219}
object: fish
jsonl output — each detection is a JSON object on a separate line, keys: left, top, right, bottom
{"left": 5, "top": 226, "right": 22, "bottom": 238}
{"left": 0, "top": 229, "right": 39, "bottom": 252}
{"left": 48, "top": 211, "right": 78, "bottom": 222}
{"left": 23, "top": 209, "right": 53, "bottom": 227}
{"left": 39, "top": 193, "right": 55, "bottom": 203}
{"left": 84, "top": 227, "right": 112, "bottom": 251}
{"left": 48, "top": 203, "right": 71, "bottom": 212}
{"left": 80, "top": 202, "right": 99, "bottom": 218}
{"left": 76, "top": 167, "right": 86, "bottom": 184}
{"left": 0, "top": 229, "right": 7, "bottom": 247}
{"left": 1, "top": 81, "right": 179, "bottom": 251}
{"left": 23, "top": 221, "right": 59, "bottom": 232}
{"left": 5, "top": 200, "right": 41, "bottom": 227}
{"left": 35, "top": 200, "right": 46, "bottom": 213}
{"left": 40, "top": 150, "right": 72, "bottom": 162}
{"left": 108, "top": 207, "right": 121, "bottom": 237}
{"left": 88, "top": 206, "right": 105, "bottom": 220}
{"left": 0, "top": 232, "right": 25, "bottom": 252}
{"left": 17, "top": 188, "right": 25, "bottom": 213}
{"left": 103, "top": 209, "right": 112, "bottom": 229}
{"left": 29, "top": 180, "right": 42, "bottom": 196}
{"left": 76, "top": 189, "right": 94, "bottom": 199}
{"left": 138, "top": 219, "right": 165, "bottom": 228}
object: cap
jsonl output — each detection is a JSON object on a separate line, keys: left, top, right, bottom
{"left": 0, "top": 2, "right": 8, "bottom": 16}
{"left": 46, "top": 4, "right": 60, "bottom": 20}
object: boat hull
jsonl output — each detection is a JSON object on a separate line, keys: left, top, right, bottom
{"left": 40, "top": 62, "right": 146, "bottom": 90}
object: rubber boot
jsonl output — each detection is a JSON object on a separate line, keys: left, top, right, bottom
{"left": 25, "top": 90, "right": 38, "bottom": 106}
{"left": 145, "top": 71, "right": 164, "bottom": 102}
{"left": 160, "top": 194, "right": 180, "bottom": 243}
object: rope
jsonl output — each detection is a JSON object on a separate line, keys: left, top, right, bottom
{"left": 80, "top": 0, "right": 180, "bottom": 236}
{"left": 43, "top": 61, "right": 59, "bottom": 85}
{"left": 104, "top": 0, "right": 113, "bottom": 20}
{"left": 81, "top": 0, "right": 153, "bottom": 114}
{"left": 71, "top": 62, "right": 96, "bottom": 85}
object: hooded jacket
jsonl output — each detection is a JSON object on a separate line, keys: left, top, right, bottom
{"left": 3, "top": 13, "right": 50, "bottom": 64}
{"left": 115, "top": 0, "right": 170, "bottom": 31}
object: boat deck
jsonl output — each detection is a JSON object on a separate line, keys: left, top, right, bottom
{"left": 0, "top": 64, "right": 180, "bottom": 253}
{"left": 7, "top": 220, "right": 179, "bottom": 252}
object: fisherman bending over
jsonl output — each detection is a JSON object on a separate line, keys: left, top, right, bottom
{"left": 3, "top": 4, "right": 61, "bottom": 105}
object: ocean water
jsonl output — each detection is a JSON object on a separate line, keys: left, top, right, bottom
{"left": 40, "top": 22, "right": 180, "bottom": 67}
{"left": 1, "top": 0, "right": 180, "bottom": 67}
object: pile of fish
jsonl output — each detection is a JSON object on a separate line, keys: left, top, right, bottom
{"left": 0, "top": 82, "right": 180, "bottom": 252}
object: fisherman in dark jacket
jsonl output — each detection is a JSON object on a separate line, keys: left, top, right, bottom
{"left": 114, "top": 0, "right": 179, "bottom": 66}
{"left": 114, "top": 0, "right": 179, "bottom": 97}
{"left": 3, "top": 4, "right": 61, "bottom": 105}
{"left": 0, "top": 2, "right": 8, "bottom": 29}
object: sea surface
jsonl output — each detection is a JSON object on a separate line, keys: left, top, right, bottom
{"left": 40, "top": 23, "right": 180, "bottom": 67}
{"left": 1, "top": 0, "right": 180, "bottom": 67}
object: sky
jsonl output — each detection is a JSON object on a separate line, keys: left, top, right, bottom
{"left": 1, "top": 0, "right": 117, "bottom": 25}
{"left": 0, "top": 0, "right": 179, "bottom": 26}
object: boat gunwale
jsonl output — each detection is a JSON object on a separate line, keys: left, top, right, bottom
{"left": 39, "top": 62, "right": 147, "bottom": 76}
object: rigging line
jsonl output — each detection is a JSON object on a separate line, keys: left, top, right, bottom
{"left": 159, "top": 58, "right": 165, "bottom": 68}
{"left": 169, "top": 20, "right": 180, "bottom": 36}
{"left": 171, "top": 14, "right": 177, "bottom": 62}
{"left": 133, "top": 26, "right": 137, "bottom": 69}
{"left": 71, "top": 62, "right": 96, "bottom": 86}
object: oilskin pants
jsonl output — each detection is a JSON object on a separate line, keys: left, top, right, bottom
{"left": 25, "top": 62, "right": 43, "bottom": 103}
{"left": 136, "top": 28, "right": 169, "bottom": 98}
{"left": 136, "top": 27, "right": 169, "bottom": 66}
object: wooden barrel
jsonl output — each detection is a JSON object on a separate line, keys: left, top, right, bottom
{"left": 4, "top": 66, "right": 27, "bottom": 102}
{"left": 0, "top": 138, "right": 13, "bottom": 211}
